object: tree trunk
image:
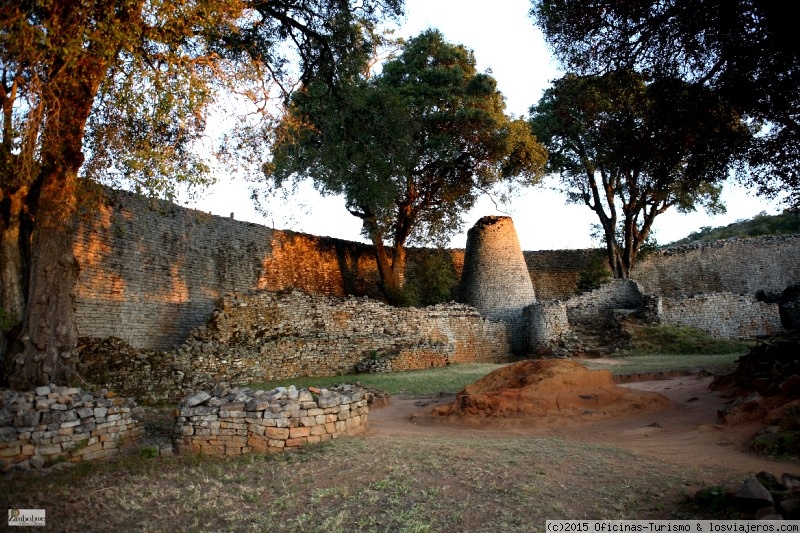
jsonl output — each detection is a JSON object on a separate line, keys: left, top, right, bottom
{"left": 5, "top": 74, "right": 98, "bottom": 389}
{"left": 0, "top": 186, "right": 29, "bottom": 380}
{"left": 7, "top": 175, "right": 80, "bottom": 389}
{"left": 369, "top": 232, "right": 406, "bottom": 304}
{"left": 601, "top": 223, "right": 628, "bottom": 279}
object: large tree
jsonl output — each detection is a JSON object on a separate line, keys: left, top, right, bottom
{"left": 530, "top": 0, "right": 800, "bottom": 206}
{"left": 0, "top": 0, "right": 402, "bottom": 389}
{"left": 529, "top": 70, "right": 750, "bottom": 278}
{"left": 265, "top": 29, "right": 547, "bottom": 303}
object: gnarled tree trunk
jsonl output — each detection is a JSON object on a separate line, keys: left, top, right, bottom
{"left": 5, "top": 69, "right": 103, "bottom": 389}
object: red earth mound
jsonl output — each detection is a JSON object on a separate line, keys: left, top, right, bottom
{"left": 433, "top": 359, "right": 671, "bottom": 419}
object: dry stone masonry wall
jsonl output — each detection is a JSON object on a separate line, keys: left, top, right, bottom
{"left": 70, "top": 189, "right": 799, "bottom": 358}
{"left": 566, "top": 280, "right": 647, "bottom": 325}
{"left": 79, "top": 289, "right": 510, "bottom": 403}
{"left": 523, "top": 249, "right": 606, "bottom": 299}
{"left": 175, "top": 384, "right": 367, "bottom": 455}
{"left": 0, "top": 385, "right": 144, "bottom": 472}
{"left": 73, "top": 189, "right": 383, "bottom": 351}
{"left": 660, "top": 293, "right": 782, "bottom": 339}
{"left": 459, "top": 216, "right": 536, "bottom": 353}
{"left": 633, "top": 236, "right": 800, "bottom": 298}
{"left": 524, "top": 300, "right": 571, "bottom": 351}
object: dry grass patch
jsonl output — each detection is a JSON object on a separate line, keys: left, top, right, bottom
{"left": 3, "top": 433, "right": 740, "bottom": 532}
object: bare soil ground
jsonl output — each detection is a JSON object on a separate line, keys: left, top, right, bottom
{"left": 370, "top": 374, "right": 792, "bottom": 477}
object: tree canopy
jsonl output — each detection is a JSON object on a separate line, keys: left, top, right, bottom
{"left": 265, "top": 29, "right": 547, "bottom": 302}
{"left": 0, "top": 0, "right": 403, "bottom": 389}
{"left": 529, "top": 70, "right": 751, "bottom": 278}
{"left": 530, "top": 0, "right": 800, "bottom": 206}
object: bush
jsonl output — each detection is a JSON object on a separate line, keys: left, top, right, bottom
{"left": 401, "top": 251, "right": 459, "bottom": 307}
{"left": 576, "top": 254, "right": 611, "bottom": 294}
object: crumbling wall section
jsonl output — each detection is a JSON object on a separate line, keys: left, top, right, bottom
{"left": 566, "top": 279, "right": 646, "bottom": 325}
{"left": 79, "top": 290, "right": 510, "bottom": 403}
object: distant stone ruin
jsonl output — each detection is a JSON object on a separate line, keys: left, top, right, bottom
{"left": 458, "top": 216, "right": 536, "bottom": 354}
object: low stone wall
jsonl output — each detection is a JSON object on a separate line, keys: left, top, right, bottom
{"left": 660, "top": 292, "right": 782, "bottom": 339}
{"left": 0, "top": 385, "right": 144, "bottom": 472}
{"left": 175, "top": 385, "right": 367, "bottom": 455}
{"left": 80, "top": 289, "right": 510, "bottom": 403}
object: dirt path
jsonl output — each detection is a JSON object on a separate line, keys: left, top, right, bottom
{"left": 366, "top": 375, "right": 799, "bottom": 478}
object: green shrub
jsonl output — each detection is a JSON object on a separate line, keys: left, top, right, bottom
{"left": 0, "top": 307, "right": 19, "bottom": 332}
{"left": 402, "top": 251, "right": 458, "bottom": 307}
{"left": 576, "top": 254, "right": 611, "bottom": 294}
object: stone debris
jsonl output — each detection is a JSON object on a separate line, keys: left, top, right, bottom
{"left": 79, "top": 290, "right": 509, "bottom": 404}
{"left": 693, "top": 472, "right": 800, "bottom": 519}
{"left": 0, "top": 385, "right": 144, "bottom": 473}
{"left": 174, "top": 384, "right": 369, "bottom": 455}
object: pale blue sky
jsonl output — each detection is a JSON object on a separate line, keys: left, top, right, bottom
{"left": 190, "top": 0, "right": 782, "bottom": 250}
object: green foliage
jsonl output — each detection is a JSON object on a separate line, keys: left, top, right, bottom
{"left": 402, "top": 251, "right": 459, "bottom": 307}
{"left": 265, "top": 30, "right": 546, "bottom": 300}
{"left": 750, "top": 431, "right": 800, "bottom": 459}
{"left": 692, "top": 486, "right": 734, "bottom": 515}
{"left": 531, "top": 0, "right": 800, "bottom": 207}
{"left": 669, "top": 209, "right": 800, "bottom": 245}
{"left": 138, "top": 446, "right": 160, "bottom": 459}
{"left": 529, "top": 70, "right": 749, "bottom": 277}
{"left": 622, "top": 325, "right": 752, "bottom": 356}
{"left": 575, "top": 254, "right": 611, "bottom": 294}
{"left": 0, "top": 307, "right": 19, "bottom": 332}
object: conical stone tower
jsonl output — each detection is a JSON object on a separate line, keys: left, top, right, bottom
{"left": 459, "top": 216, "right": 536, "bottom": 354}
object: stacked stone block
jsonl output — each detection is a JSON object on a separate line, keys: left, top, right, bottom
{"left": 459, "top": 216, "right": 536, "bottom": 354}
{"left": 175, "top": 385, "right": 367, "bottom": 455}
{"left": 0, "top": 385, "right": 144, "bottom": 472}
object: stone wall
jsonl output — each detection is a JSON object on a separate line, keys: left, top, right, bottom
{"left": 660, "top": 293, "right": 783, "bottom": 339}
{"left": 565, "top": 279, "right": 646, "bottom": 326}
{"left": 632, "top": 236, "right": 800, "bottom": 298}
{"left": 175, "top": 385, "right": 367, "bottom": 456}
{"left": 524, "top": 300, "right": 570, "bottom": 351}
{"left": 73, "top": 189, "right": 382, "bottom": 351}
{"left": 0, "top": 385, "right": 144, "bottom": 472}
{"left": 71, "top": 189, "right": 800, "bottom": 357}
{"left": 458, "top": 216, "right": 537, "bottom": 353}
{"left": 79, "top": 289, "right": 510, "bottom": 403}
{"left": 524, "top": 249, "right": 606, "bottom": 299}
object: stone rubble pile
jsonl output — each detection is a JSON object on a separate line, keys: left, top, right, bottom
{"left": 693, "top": 472, "right": 800, "bottom": 519}
{"left": 175, "top": 383, "right": 369, "bottom": 455}
{"left": 0, "top": 385, "right": 144, "bottom": 472}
